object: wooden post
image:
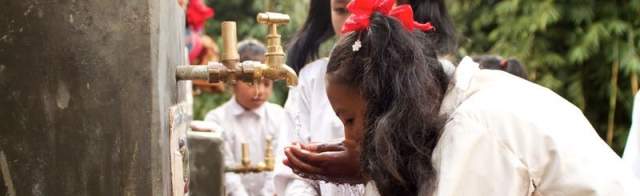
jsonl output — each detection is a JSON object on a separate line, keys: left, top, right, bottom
{"left": 607, "top": 61, "right": 620, "bottom": 145}
{"left": 631, "top": 73, "right": 638, "bottom": 95}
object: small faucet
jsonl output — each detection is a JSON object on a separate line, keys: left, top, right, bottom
{"left": 176, "top": 12, "right": 298, "bottom": 87}
{"left": 225, "top": 137, "right": 275, "bottom": 173}
{"left": 256, "top": 12, "right": 298, "bottom": 86}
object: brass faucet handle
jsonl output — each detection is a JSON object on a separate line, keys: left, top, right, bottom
{"left": 265, "top": 137, "right": 273, "bottom": 156}
{"left": 257, "top": 12, "right": 290, "bottom": 25}
{"left": 241, "top": 143, "right": 251, "bottom": 167}
{"left": 263, "top": 137, "right": 275, "bottom": 170}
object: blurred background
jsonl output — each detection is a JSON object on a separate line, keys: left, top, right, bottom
{"left": 194, "top": 0, "right": 640, "bottom": 155}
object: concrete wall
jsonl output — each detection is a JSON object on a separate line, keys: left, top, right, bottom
{"left": 188, "top": 131, "right": 225, "bottom": 196}
{"left": 0, "top": 0, "right": 185, "bottom": 195}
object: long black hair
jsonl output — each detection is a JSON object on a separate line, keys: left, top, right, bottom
{"left": 287, "top": 0, "right": 456, "bottom": 73}
{"left": 327, "top": 13, "right": 449, "bottom": 196}
{"left": 286, "top": 0, "right": 335, "bottom": 73}
{"left": 406, "top": 0, "right": 457, "bottom": 54}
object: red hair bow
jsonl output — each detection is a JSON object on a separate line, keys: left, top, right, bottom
{"left": 341, "top": 0, "right": 435, "bottom": 34}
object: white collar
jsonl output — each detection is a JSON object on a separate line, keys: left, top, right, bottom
{"left": 228, "top": 96, "right": 266, "bottom": 118}
{"left": 439, "top": 56, "right": 481, "bottom": 116}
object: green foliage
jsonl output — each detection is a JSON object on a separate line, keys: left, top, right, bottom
{"left": 205, "top": 0, "right": 265, "bottom": 40}
{"left": 204, "top": 0, "right": 309, "bottom": 43}
{"left": 450, "top": 0, "right": 640, "bottom": 154}
{"left": 193, "top": 91, "right": 232, "bottom": 120}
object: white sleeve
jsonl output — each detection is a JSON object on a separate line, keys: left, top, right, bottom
{"left": 435, "top": 109, "right": 640, "bottom": 196}
{"left": 432, "top": 115, "right": 531, "bottom": 196}
{"left": 363, "top": 181, "right": 381, "bottom": 196}
{"left": 624, "top": 91, "right": 640, "bottom": 179}
{"left": 274, "top": 79, "right": 319, "bottom": 196}
{"left": 283, "top": 179, "right": 320, "bottom": 196}
{"left": 527, "top": 107, "right": 640, "bottom": 195}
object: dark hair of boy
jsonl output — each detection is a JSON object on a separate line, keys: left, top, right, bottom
{"left": 237, "top": 39, "right": 266, "bottom": 62}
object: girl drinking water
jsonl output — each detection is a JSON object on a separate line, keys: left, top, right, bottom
{"left": 275, "top": 0, "right": 457, "bottom": 195}
{"left": 283, "top": 0, "right": 640, "bottom": 195}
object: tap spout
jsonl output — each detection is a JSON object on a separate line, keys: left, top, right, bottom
{"left": 278, "top": 64, "right": 298, "bottom": 87}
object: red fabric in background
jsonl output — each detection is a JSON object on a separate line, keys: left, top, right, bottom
{"left": 187, "top": 0, "right": 214, "bottom": 30}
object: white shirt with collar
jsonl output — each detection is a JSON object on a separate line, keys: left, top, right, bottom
{"left": 366, "top": 57, "right": 640, "bottom": 196}
{"left": 205, "top": 97, "right": 287, "bottom": 196}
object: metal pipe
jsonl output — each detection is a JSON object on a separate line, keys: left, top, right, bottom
{"left": 176, "top": 13, "right": 298, "bottom": 87}
{"left": 175, "top": 66, "right": 209, "bottom": 81}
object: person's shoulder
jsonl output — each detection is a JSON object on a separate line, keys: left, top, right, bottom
{"left": 292, "top": 58, "right": 329, "bottom": 94}
{"left": 203, "top": 100, "right": 232, "bottom": 122}
{"left": 451, "top": 72, "right": 585, "bottom": 137}
{"left": 265, "top": 102, "right": 286, "bottom": 115}
{"left": 299, "top": 58, "right": 329, "bottom": 79}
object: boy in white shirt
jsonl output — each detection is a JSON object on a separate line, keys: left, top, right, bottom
{"left": 204, "top": 39, "right": 288, "bottom": 196}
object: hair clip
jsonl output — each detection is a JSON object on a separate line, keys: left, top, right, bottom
{"left": 352, "top": 39, "right": 362, "bottom": 52}
{"left": 500, "top": 60, "right": 508, "bottom": 68}
{"left": 341, "top": 0, "right": 436, "bottom": 34}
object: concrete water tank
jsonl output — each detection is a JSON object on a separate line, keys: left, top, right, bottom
{"left": 0, "top": 0, "right": 199, "bottom": 195}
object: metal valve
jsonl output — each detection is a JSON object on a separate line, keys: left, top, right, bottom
{"left": 176, "top": 12, "right": 297, "bottom": 87}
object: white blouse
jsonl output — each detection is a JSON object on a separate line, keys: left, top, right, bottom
{"left": 623, "top": 92, "right": 640, "bottom": 179}
{"left": 274, "top": 58, "right": 364, "bottom": 196}
{"left": 366, "top": 57, "right": 640, "bottom": 195}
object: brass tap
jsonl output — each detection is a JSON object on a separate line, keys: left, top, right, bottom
{"left": 176, "top": 12, "right": 298, "bottom": 87}
{"left": 256, "top": 12, "right": 298, "bottom": 86}
{"left": 263, "top": 137, "right": 275, "bottom": 171}
{"left": 241, "top": 143, "right": 251, "bottom": 168}
{"left": 225, "top": 138, "right": 275, "bottom": 173}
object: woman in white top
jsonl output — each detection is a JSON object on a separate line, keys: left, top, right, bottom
{"left": 282, "top": 2, "right": 640, "bottom": 195}
{"left": 275, "top": 0, "right": 458, "bottom": 195}
{"left": 624, "top": 92, "right": 640, "bottom": 179}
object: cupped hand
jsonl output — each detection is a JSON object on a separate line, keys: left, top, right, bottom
{"left": 283, "top": 140, "right": 365, "bottom": 185}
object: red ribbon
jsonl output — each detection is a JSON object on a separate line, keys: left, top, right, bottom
{"left": 187, "top": 0, "right": 215, "bottom": 31}
{"left": 341, "top": 0, "right": 435, "bottom": 34}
